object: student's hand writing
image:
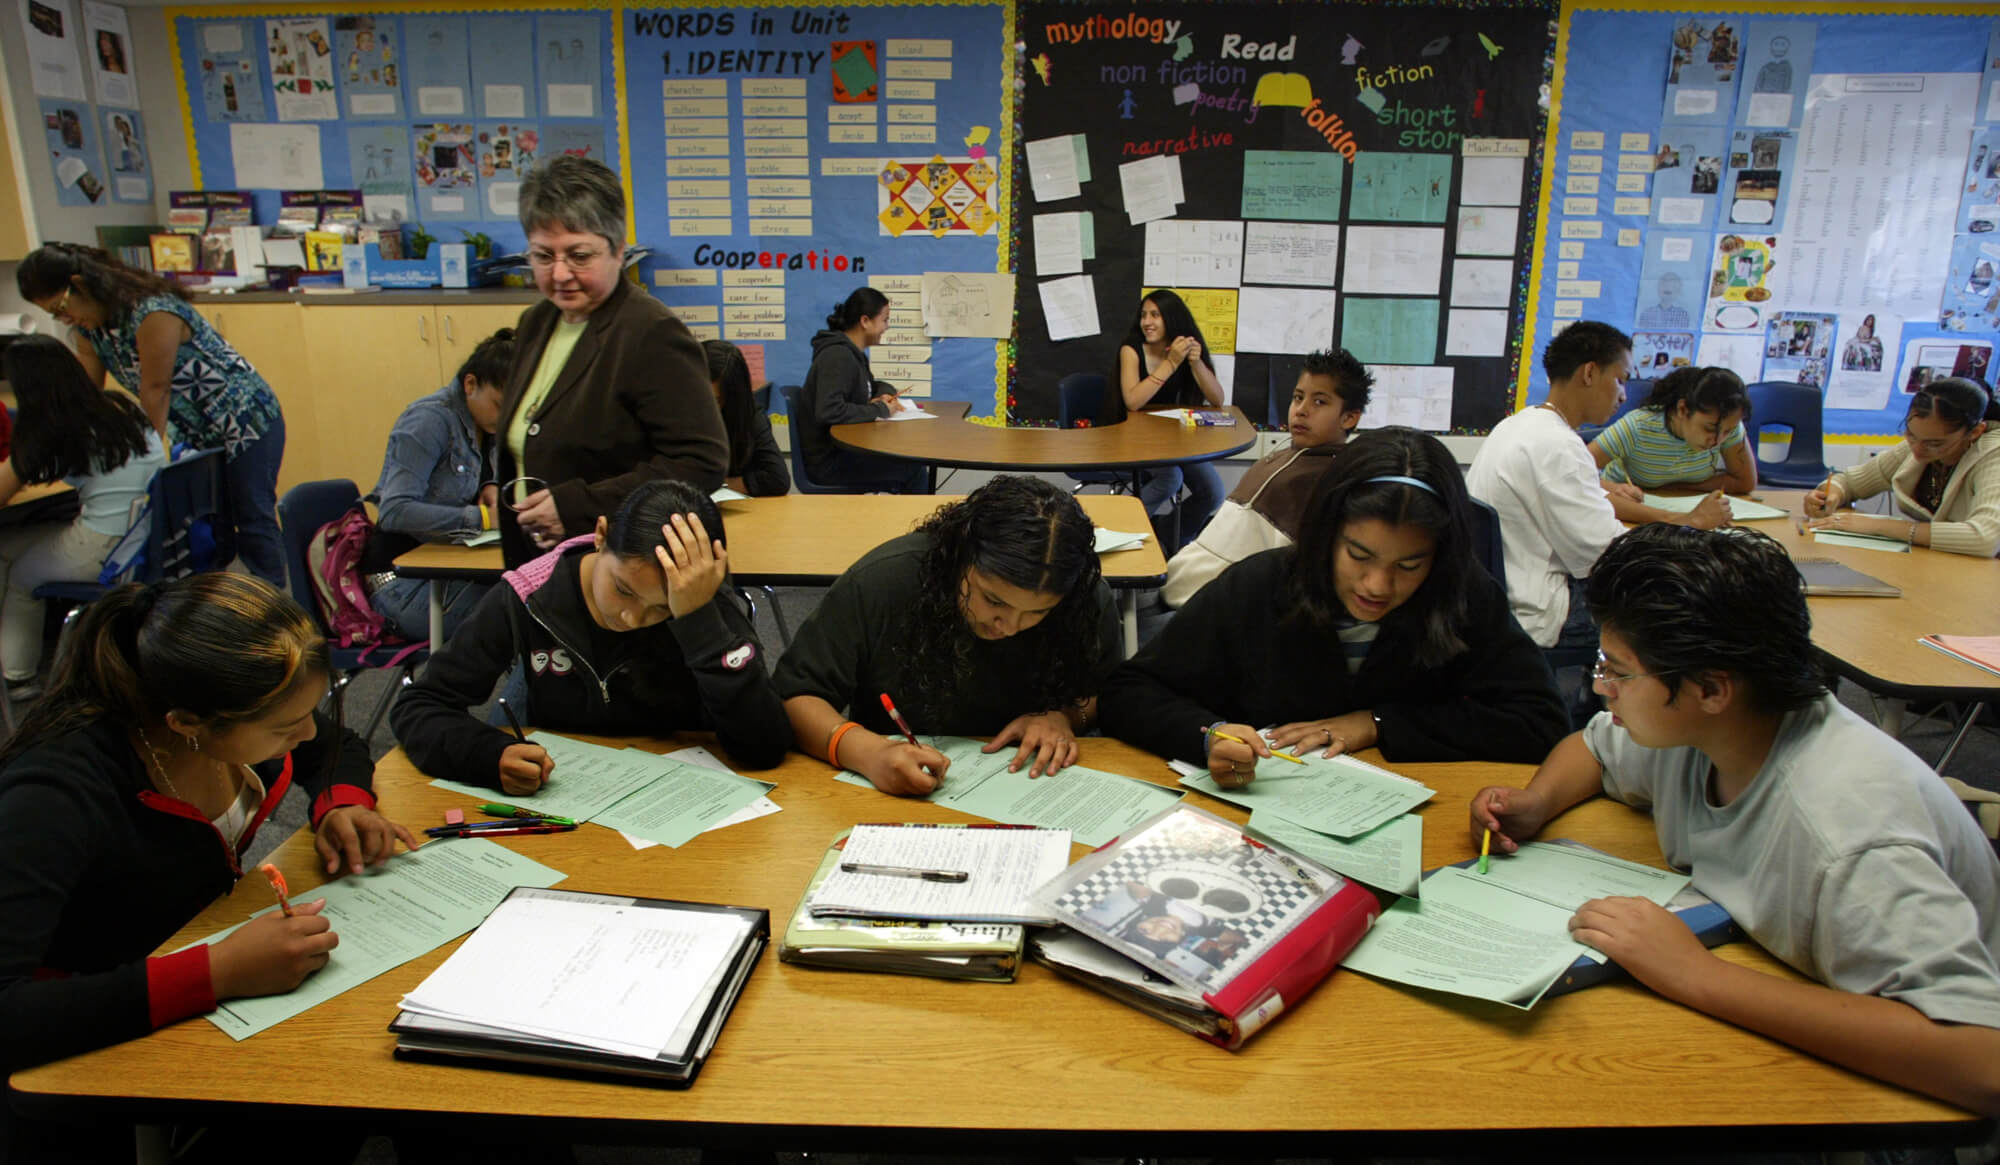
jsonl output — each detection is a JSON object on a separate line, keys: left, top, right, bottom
{"left": 1684, "top": 490, "right": 1732, "bottom": 531}
{"left": 657, "top": 513, "right": 726, "bottom": 617}
{"left": 856, "top": 736, "right": 951, "bottom": 797}
{"left": 1206, "top": 722, "right": 1266, "bottom": 788}
{"left": 1270, "top": 712, "right": 1377, "bottom": 759}
{"left": 315, "top": 807, "right": 420, "bottom": 876}
{"left": 1803, "top": 480, "right": 1844, "bottom": 517}
{"left": 515, "top": 489, "right": 565, "bottom": 549}
{"left": 870, "top": 391, "right": 899, "bottom": 410}
{"left": 499, "top": 742, "right": 554, "bottom": 795}
{"left": 1568, "top": 895, "right": 1714, "bottom": 1002}
{"left": 984, "top": 710, "right": 1077, "bottom": 777}
{"left": 1468, "top": 785, "right": 1548, "bottom": 855}
{"left": 209, "top": 898, "right": 337, "bottom": 1000}
{"left": 1603, "top": 481, "right": 1645, "bottom": 503}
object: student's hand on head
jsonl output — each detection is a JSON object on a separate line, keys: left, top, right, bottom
{"left": 1568, "top": 895, "right": 1715, "bottom": 1002}
{"left": 1206, "top": 722, "right": 1266, "bottom": 788}
{"left": 862, "top": 737, "right": 951, "bottom": 797}
{"left": 656, "top": 513, "right": 727, "bottom": 618}
{"left": 498, "top": 742, "right": 554, "bottom": 796}
{"left": 983, "top": 710, "right": 1078, "bottom": 777}
{"left": 314, "top": 806, "right": 421, "bottom": 876}
{"left": 515, "top": 489, "right": 564, "bottom": 549}
{"left": 1469, "top": 785, "right": 1547, "bottom": 855}
{"left": 208, "top": 898, "right": 337, "bottom": 1000}
{"left": 1685, "top": 490, "right": 1731, "bottom": 531}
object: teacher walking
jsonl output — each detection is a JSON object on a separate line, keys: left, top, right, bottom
{"left": 17, "top": 243, "right": 288, "bottom": 585}
{"left": 498, "top": 154, "right": 726, "bottom": 566}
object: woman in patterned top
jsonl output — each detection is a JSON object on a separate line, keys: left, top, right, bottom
{"left": 17, "top": 243, "right": 287, "bottom": 584}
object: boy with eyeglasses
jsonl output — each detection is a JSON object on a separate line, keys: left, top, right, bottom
{"left": 1471, "top": 523, "right": 2000, "bottom": 1116}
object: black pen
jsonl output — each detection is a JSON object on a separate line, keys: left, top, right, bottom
{"left": 498, "top": 697, "right": 528, "bottom": 746}
{"left": 840, "top": 862, "right": 970, "bottom": 883}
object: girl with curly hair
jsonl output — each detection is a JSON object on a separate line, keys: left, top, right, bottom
{"left": 775, "top": 475, "right": 1121, "bottom": 795}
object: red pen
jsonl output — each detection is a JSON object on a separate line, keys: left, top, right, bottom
{"left": 879, "top": 692, "right": 943, "bottom": 783}
{"left": 257, "top": 862, "right": 294, "bottom": 918}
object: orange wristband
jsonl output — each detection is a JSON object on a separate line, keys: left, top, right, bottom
{"left": 826, "top": 720, "right": 862, "bottom": 769}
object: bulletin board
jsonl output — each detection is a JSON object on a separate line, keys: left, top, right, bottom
{"left": 624, "top": 1, "right": 1013, "bottom": 416}
{"left": 1525, "top": 3, "right": 2000, "bottom": 439}
{"left": 1014, "top": 0, "right": 1558, "bottom": 431}
{"left": 167, "top": 2, "right": 620, "bottom": 252}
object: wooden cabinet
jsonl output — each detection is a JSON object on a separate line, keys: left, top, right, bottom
{"left": 0, "top": 87, "right": 35, "bottom": 260}
{"left": 437, "top": 303, "right": 529, "bottom": 376}
{"left": 189, "top": 294, "right": 537, "bottom": 500}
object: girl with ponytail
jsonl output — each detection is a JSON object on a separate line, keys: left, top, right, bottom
{"left": 0, "top": 572, "right": 416, "bottom": 1076}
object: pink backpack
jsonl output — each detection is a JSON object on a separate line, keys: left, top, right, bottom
{"left": 305, "top": 505, "right": 425, "bottom": 662}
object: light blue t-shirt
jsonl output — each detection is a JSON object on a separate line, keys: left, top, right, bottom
{"left": 68, "top": 430, "right": 166, "bottom": 537}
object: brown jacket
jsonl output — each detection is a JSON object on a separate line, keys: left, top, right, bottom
{"left": 496, "top": 276, "right": 727, "bottom": 565}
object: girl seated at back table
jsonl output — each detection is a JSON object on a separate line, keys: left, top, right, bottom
{"left": 774, "top": 475, "right": 1121, "bottom": 794}
{"left": 1100, "top": 427, "right": 1567, "bottom": 786}
{"left": 1805, "top": 375, "right": 2000, "bottom": 555}
{"left": 1114, "top": 289, "right": 1228, "bottom": 552}
{"left": 1588, "top": 364, "right": 1752, "bottom": 528}
{"left": 392, "top": 479, "right": 789, "bottom": 794}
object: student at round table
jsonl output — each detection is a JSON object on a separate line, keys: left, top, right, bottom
{"left": 775, "top": 475, "right": 1121, "bottom": 795}
{"left": 0, "top": 573, "right": 417, "bottom": 1082}
{"left": 1805, "top": 376, "right": 2000, "bottom": 555}
{"left": 1100, "top": 427, "right": 1567, "bottom": 787}
{"left": 704, "top": 338, "right": 790, "bottom": 497}
{"left": 392, "top": 479, "right": 789, "bottom": 794}
{"left": 0, "top": 335, "right": 165, "bottom": 693}
{"left": 1113, "top": 288, "right": 1228, "bottom": 552}
{"left": 1470, "top": 524, "right": 2000, "bottom": 1116}
{"left": 16, "top": 242, "right": 288, "bottom": 584}
{"left": 795, "top": 287, "right": 928, "bottom": 494}
{"left": 365, "top": 326, "right": 514, "bottom": 642}
{"left": 1588, "top": 364, "right": 1755, "bottom": 527}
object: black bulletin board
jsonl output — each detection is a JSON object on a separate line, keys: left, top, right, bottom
{"left": 1014, "top": 0, "right": 1556, "bottom": 430}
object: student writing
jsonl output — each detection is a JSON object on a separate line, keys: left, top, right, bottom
{"left": 775, "top": 475, "right": 1121, "bottom": 794}
{"left": 366, "top": 326, "right": 513, "bottom": 642}
{"left": 0, "top": 335, "right": 165, "bottom": 693}
{"left": 1470, "top": 525, "right": 2000, "bottom": 1115}
{"left": 1102, "top": 427, "right": 1566, "bottom": 787}
{"left": 1162, "top": 348, "right": 1369, "bottom": 609}
{"left": 392, "top": 479, "right": 789, "bottom": 792}
{"left": 0, "top": 574, "right": 418, "bottom": 1077}
{"left": 795, "top": 287, "right": 928, "bottom": 494}
{"left": 1588, "top": 364, "right": 1756, "bottom": 526}
{"left": 1805, "top": 376, "right": 2000, "bottom": 555}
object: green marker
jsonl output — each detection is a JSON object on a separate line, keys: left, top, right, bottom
{"left": 480, "top": 802, "right": 576, "bottom": 825}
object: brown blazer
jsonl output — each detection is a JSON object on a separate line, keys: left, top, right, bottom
{"left": 496, "top": 276, "right": 727, "bottom": 565}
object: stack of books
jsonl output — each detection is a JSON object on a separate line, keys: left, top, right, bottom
{"left": 780, "top": 832, "right": 1025, "bottom": 981}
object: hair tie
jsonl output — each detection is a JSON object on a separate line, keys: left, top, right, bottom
{"left": 1363, "top": 474, "right": 1438, "bottom": 497}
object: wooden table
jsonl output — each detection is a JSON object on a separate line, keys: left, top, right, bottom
{"left": 832, "top": 402, "right": 1256, "bottom": 493}
{"left": 1724, "top": 491, "right": 2000, "bottom": 704}
{"left": 11, "top": 737, "right": 1979, "bottom": 1154}
{"left": 394, "top": 493, "right": 1169, "bottom": 653}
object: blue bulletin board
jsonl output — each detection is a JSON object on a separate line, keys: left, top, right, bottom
{"left": 168, "top": 2, "right": 619, "bottom": 253}
{"left": 622, "top": 2, "right": 1013, "bottom": 418}
{"left": 1525, "top": 3, "right": 2000, "bottom": 439}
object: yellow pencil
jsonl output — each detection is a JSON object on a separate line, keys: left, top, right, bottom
{"left": 1204, "top": 727, "right": 1307, "bottom": 764}
{"left": 1479, "top": 829, "right": 1492, "bottom": 875}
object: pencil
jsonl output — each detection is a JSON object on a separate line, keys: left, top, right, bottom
{"left": 497, "top": 697, "right": 528, "bottom": 746}
{"left": 1479, "top": 829, "right": 1492, "bottom": 875}
{"left": 1204, "top": 727, "right": 1306, "bottom": 764}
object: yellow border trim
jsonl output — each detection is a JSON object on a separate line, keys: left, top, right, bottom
{"left": 167, "top": 15, "right": 202, "bottom": 188}
{"left": 1520, "top": 0, "right": 1998, "bottom": 426}
{"left": 981, "top": 0, "right": 1017, "bottom": 427}
{"left": 611, "top": 3, "right": 633, "bottom": 246}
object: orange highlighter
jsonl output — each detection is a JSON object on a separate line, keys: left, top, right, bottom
{"left": 257, "top": 862, "right": 295, "bottom": 918}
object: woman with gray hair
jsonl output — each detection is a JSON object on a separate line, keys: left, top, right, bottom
{"left": 496, "top": 154, "right": 727, "bottom": 565}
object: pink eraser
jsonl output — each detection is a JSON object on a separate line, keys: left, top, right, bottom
{"left": 444, "top": 809, "right": 465, "bottom": 825}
